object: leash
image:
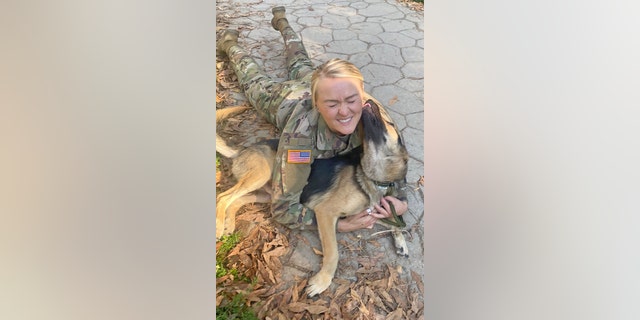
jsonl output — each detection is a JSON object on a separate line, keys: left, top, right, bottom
{"left": 373, "top": 182, "right": 406, "bottom": 228}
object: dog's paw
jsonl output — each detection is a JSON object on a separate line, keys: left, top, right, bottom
{"left": 392, "top": 230, "right": 410, "bottom": 257}
{"left": 216, "top": 224, "right": 225, "bottom": 240}
{"left": 216, "top": 227, "right": 230, "bottom": 241}
{"left": 306, "top": 272, "right": 332, "bottom": 297}
{"left": 396, "top": 244, "right": 409, "bottom": 257}
{"left": 216, "top": 220, "right": 234, "bottom": 241}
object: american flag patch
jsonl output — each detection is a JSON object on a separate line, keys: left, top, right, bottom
{"left": 287, "top": 150, "right": 311, "bottom": 164}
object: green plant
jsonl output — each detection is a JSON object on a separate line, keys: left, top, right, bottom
{"left": 216, "top": 293, "right": 258, "bottom": 320}
{"left": 216, "top": 232, "right": 241, "bottom": 277}
{"left": 216, "top": 234, "right": 258, "bottom": 319}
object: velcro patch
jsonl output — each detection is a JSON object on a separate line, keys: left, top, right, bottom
{"left": 287, "top": 150, "right": 311, "bottom": 164}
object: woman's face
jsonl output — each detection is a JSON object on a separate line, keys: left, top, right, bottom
{"left": 315, "top": 77, "right": 365, "bottom": 136}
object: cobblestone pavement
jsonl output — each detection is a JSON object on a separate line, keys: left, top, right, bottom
{"left": 217, "top": 0, "right": 424, "bottom": 297}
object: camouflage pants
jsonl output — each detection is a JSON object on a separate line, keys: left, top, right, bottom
{"left": 226, "top": 24, "right": 315, "bottom": 131}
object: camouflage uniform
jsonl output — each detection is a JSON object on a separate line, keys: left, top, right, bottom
{"left": 223, "top": 22, "right": 407, "bottom": 229}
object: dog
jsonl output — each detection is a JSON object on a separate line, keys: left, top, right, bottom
{"left": 216, "top": 100, "right": 410, "bottom": 296}
{"left": 215, "top": 106, "right": 277, "bottom": 239}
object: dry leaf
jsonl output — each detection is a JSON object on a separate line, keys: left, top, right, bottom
{"left": 373, "top": 314, "right": 386, "bottom": 320}
{"left": 388, "top": 96, "right": 398, "bottom": 106}
{"left": 410, "top": 270, "right": 424, "bottom": 294}
{"left": 306, "top": 305, "right": 329, "bottom": 315}
{"left": 410, "top": 292, "right": 423, "bottom": 315}
{"left": 364, "top": 286, "right": 376, "bottom": 301}
{"left": 216, "top": 293, "right": 224, "bottom": 307}
{"left": 263, "top": 245, "right": 288, "bottom": 259}
{"left": 370, "top": 278, "right": 387, "bottom": 289}
{"left": 312, "top": 247, "right": 324, "bottom": 256}
{"left": 350, "top": 288, "right": 362, "bottom": 302}
{"left": 379, "top": 290, "right": 395, "bottom": 308}
{"left": 371, "top": 292, "right": 388, "bottom": 312}
{"left": 288, "top": 302, "right": 309, "bottom": 313}
{"left": 385, "top": 308, "right": 404, "bottom": 320}
{"left": 358, "top": 303, "right": 370, "bottom": 316}
{"left": 333, "top": 282, "right": 350, "bottom": 300}
{"left": 216, "top": 274, "right": 231, "bottom": 285}
{"left": 356, "top": 256, "right": 378, "bottom": 268}
{"left": 328, "top": 304, "right": 342, "bottom": 319}
{"left": 391, "top": 288, "right": 409, "bottom": 311}
{"left": 387, "top": 265, "right": 398, "bottom": 289}
{"left": 291, "top": 281, "right": 300, "bottom": 304}
{"left": 281, "top": 286, "right": 293, "bottom": 305}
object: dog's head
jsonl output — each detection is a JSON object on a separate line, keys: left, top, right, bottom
{"left": 359, "top": 99, "right": 409, "bottom": 183}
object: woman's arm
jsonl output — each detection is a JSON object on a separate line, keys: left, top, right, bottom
{"left": 269, "top": 149, "right": 316, "bottom": 229}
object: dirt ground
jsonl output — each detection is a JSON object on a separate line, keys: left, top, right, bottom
{"left": 216, "top": 1, "right": 424, "bottom": 319}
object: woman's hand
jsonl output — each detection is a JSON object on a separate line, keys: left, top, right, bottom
{"left": 336, "top": 196, "right": 408, "bottom": 232}
{"left": 373, "top": 196, "right": 408, "bottom": 218}
{"left": 336, "top": 209, "right": 380, "bottom": 232}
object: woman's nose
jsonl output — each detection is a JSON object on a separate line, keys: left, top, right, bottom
{"left": 337, "top": 104, "right": 350, "bottom": 116}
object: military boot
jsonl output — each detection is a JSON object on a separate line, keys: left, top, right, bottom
{"left": 271, "top": 6, "right": 290, "bottom": 31}
{"left": 217, "top": 29, "right": 239, "bottom": 56}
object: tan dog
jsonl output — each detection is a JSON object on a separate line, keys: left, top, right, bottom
{"left": 215, "top": 106, "right": 276, "bottom": 239}
{"left": 215, "top": 100, "right": 409, "bottom": 296}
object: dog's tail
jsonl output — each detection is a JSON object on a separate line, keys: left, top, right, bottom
{"left": 216, "top": 106, "right": 251, "bottom": 158}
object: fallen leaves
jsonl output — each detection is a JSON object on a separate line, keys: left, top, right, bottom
{"left": 415, "top": 175, "right": 424, "bottom": 203}
{"left": 411, "top": 269, "right": 424, "bottom": 295}
{"left": 385, "top": 308, "right": 404, "bottom": 320}
{"left": 388, "top": 95, "right": 398, "bottom": 106}
{"left": 395, "top": 0, "right": 424, "bottom": 12}
{"left": 312, "top": 246, "right": 324, "bottom": 256}
{"left": 217, "top": 69, "right": 239, "bottom": 89}
{"left": 226, "top": 224, "right": 289, "bottom": 285}
{"left": 288, "top": 302, "right": 329, "bottom": 315}
{"left": 219, "top": 242, "right": 424, "bottom": 319}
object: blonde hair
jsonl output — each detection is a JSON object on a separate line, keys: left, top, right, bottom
{"left": 310, "top": 58, "right": 365, "bottom": 108}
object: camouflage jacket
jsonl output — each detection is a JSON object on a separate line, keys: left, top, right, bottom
{"left": 270, "top": 96, "right": 408, "bottom": 230}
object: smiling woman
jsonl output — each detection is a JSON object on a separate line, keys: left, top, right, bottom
{"left": 314, "top": 75, "right": 364, "bottom": 136}
{"left": 216, "top": 6, "right": 409, "bottom": 235}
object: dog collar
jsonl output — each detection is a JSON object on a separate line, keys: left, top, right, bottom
{"left": 374, "top": 181, "right": 395, "bottom": 195}
{"left": 374, "top": 181, "right": 394, "bottom": 188}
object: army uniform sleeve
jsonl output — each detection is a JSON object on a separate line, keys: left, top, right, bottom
{"left": 269, "top": 145, "right": 317, "bottom": 229}
{"left": 269, "top": 105, "right": 320, "bottom": 229}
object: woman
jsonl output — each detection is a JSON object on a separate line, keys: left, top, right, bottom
{"left": 217, "top": 6, "right": 409, "bottom": 232}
